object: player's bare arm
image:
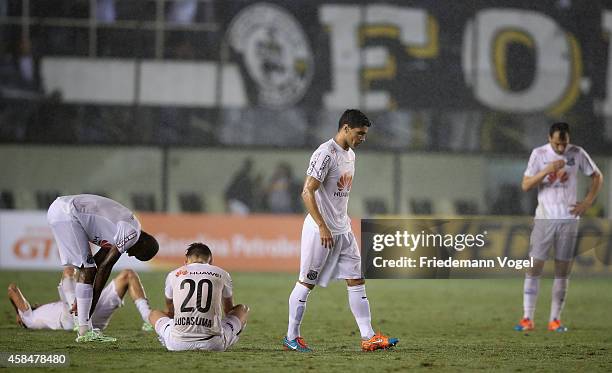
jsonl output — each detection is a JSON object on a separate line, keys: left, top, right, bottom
{"left": 521, "top": 159, "right": 565, "bottom": 192}
{"left": 302, "top": 176, "right": 334, "bottom": 249}
{"left": 570, "top": 171, "right": 603, "bottom": 216}
{"left": 89, "top": 246, "right": 121, "bottom": 317}
{"left": 165, "top": 297, "right": 174, "bottom": 318}
{"left": 222, "top": 296, "right": 234, "bottom": 315}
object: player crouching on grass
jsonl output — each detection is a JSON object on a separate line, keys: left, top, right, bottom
{"left": 149, "top": 243, "right": 249, "bottom": 352}
{"left": 47, "top": 194, "right": 159, "bottom": 342}
{"left": 283, "top": 109, "right": 398, "bottom": 352}
{"left": 8, "top": 267, "right": 155, "bottom": 332}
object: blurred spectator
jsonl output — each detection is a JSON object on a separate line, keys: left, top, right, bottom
{"left": 264, "top": 162, "right": 301, "bottom": 213}
{"left": 96, "top": 0, "right": 116, "bottom": 23}
{"left": 168, "top": 0, "right": 197, "bottom": 24}
{"left": 224, "top": 158, "right": 256, "bottom": 214}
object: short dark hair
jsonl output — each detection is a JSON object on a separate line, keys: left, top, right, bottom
{"left": 131, "top": 231, "right": 158, "bottom": 261}
{"left": 338, "top": 109, "right": 372, "bottom": 130}
{"left": 550, "top": 122, "right": 570, "bottom": 140}
{"left": 185, "top": 242, "right": 212, "bottom": 260}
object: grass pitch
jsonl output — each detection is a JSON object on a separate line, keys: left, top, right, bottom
{"left": 1, "top": 271, "right": 611, "bottom": 372}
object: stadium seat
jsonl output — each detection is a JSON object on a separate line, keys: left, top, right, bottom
{"left": 178, "top": 192, "right": 205, "bottom": 213}
{"left": 35, "top": 190, "right": 61, "bottom": 210}
{"left": 454, "top": 199, "right": 479, "bottom": 215}
{"left": 131, "top": 193, "right": 156, "bottom": 212}
{"left": 364, "top": 198, "right": 388, "bottom": 215}
{"left": 409, "top": 198, "right": 433, "bottom": 215}
{"left": 0, "top": 190, "right": 15, "bottom": 209}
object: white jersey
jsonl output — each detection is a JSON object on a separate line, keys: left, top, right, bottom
{"left": 305, "top": 139, "right": 355, "bottom": 235}
{"left": 164, "top": 263, "right": 233, "bottom": 342}
{"left": 524, "top": 143, "right": 600, "bottom": 219}
{"left": 58, "top": 194, "right": 141, "bottom": 253}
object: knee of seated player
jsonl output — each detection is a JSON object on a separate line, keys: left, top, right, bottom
{"left": 346, "top": 278, "right": 365, "bottom": 287}
{"left": 115, "top": 269, "right": 135, "bottom": 284}
{"left": 229, "top": 304, "right": 249, "bottom": 323}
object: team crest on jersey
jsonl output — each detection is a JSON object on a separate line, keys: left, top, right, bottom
{"left": 306, "top": 270, "right": 318, "bottom": 280}
{"left": 566, "top": 157, "right": 575, "bottom": 166}
{"left": 86, "top": 253, "right": 94, "bottom": 264}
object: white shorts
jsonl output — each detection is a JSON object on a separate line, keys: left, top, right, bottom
{"left": 299, "top": 219, "right": 362, "bottom": 287}
{"left": 18, "top": 281, "right": 122, "bottom": 331}
{"left": 47, "top": 198, "right": 95, "bottom": 268}
{"left": 91, "top": 280, "right": 124, "bottom": 329}
{"left": 19, "top": 301, "right": 72, "bottom": 330}
{"left": 529, "top": 219, "right": 579, "bottom": 261}
{"left": 154, "top": 316, "right": 242, "bottom": 352}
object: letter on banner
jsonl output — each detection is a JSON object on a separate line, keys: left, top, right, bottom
{"left": 462, "top": 9, "right": 581, "bottom": 115}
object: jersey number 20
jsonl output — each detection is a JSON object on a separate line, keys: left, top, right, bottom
{"left": 180, "top": 279, "right": 213, "bottom": 313}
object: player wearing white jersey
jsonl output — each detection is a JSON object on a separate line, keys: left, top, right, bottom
{"left": 149, "top": 243, "right": 249, "bottom": 352}
{"left": 515, "top": 122, "right": 603, "bottom": 332}
{"left": 8, "top": 267, "right": 154, "bottom": 332}
{"left": 46, "top": 194, "right": 159, "bottom": 342}
{"left": 283, "top": 109, "right": 398, "bottom": 352}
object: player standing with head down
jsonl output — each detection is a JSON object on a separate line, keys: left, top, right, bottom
{"left": 283, "top": 109, "right": 398, "bottom": 352}
{"left": 47, "top": 194, "right": 159, "bottom": 342}
{"left": 515, "top": 122, "right": 603, "bottom": 332}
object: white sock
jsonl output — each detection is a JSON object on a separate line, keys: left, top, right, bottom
{"left": 60, "top": 276, "right": 76, "bottom": 307}
{"left": 348, "top": 284, "right": 375, "bottom": 339}
{"left": 287, "top": 282, "right": 310, "bottom": 340}
{"left": 550, "top": 277, "right": 569, "bottom": 321}
{"left": 135, "top": 298, "right": 151, "bottom": 323}
{"left": 75, "top": 283, "right": 93, "bottom": 335}
{"left": 523, "top": 275, "right": 540, "bottom": 320}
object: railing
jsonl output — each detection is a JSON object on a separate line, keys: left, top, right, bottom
{"left": 0, "top": 0, "right": 218, "bottom": 58}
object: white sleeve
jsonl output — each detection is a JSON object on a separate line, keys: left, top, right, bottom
{"left": 578, "top": 147, "right": 599, "bottom": 176}
{"left": 164, "top": 271, "right": 174, "bottom": 299}
{"left": 114, "top": 221, "right": 139, "bottom": 254}
{"left": 524, "top": 150, "right": 539, "bottom": 177}
{"left": 306, "top": 147, "right": 333, "bottom": 182}
{"left": 222, "top": 271, "right": 233, "bottom": 298}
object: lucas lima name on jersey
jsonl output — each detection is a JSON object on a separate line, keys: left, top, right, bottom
{"left": 306, "top": 139, "right": 355, "bottom": 235}
{"left": 164, "top": 263, "right": 233, "bottom": 342}
{"left": 524, "top": 143, "right": 600, "bottom": 219}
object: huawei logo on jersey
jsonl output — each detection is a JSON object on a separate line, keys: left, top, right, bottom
{"left": 337, "top": 173, "right": 353, "bottom": 191}
{"left": 334, "top": 173, "right": 353, "bottom": 197}
{"left": 176, "top": 268, "right": 188, "bottom": 277}
{"left": 547, "top": 169, "right": 569, "bottom": 184}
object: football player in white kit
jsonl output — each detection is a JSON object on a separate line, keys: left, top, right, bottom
{"left": 515, "top": 122, "right": 603, "bottom": 332}
{"left": 283, "top": 109, "right": 398, "bottom": 352}
{"left": 8, "top": 267, "right": 154, "bottom": 332}
{"left": 149, "top": 242, "right": 249, "bottom": 351}
{"left": 46, "top": 194, "right": 159, "bottom": 342}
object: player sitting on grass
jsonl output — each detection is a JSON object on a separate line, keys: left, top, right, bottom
{"left": 149, "top": 242, "right": 249, "bottom": 352}
{"left": 8, "top": 267, "right": 154, "bottom": 333}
